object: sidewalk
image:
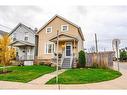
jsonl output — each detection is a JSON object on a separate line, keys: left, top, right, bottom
{"left": 28, "top": 69, "right": 66, "bottom": 85}
{"left": 0, "top": 62, "right": 127, "bottom": 89}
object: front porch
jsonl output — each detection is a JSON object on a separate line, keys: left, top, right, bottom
{"left": 10, "top": 40, "right": 35, "bottom": 65}
{"left": 50, "top": 34, "right": 78, "bottom": 68}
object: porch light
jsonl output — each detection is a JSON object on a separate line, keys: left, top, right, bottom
{"left": 61, "top": 44, "right": 65, "bottom": 49}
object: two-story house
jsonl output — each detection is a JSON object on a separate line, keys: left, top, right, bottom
{"left": 9, "top": 23, "right": 36, "bottom": 65}
{"left": 37, "top": 15, "right": 84, "bottom": 68}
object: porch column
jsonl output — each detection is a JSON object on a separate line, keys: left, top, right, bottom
{"left": 74, "top": 39, "right": 76, "bottom": 58}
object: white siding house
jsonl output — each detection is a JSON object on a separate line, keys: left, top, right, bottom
{"left": 0, "top": 30, "right": 8, "bottom": 37}
{"left": 9, "top": 23, "right": 36, "bottom": 65}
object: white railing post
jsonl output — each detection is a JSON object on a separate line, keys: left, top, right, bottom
{"left": 69, "top": 53, "right": 73, "bottom": 68}
{"left": 60, "top": 51, "right": 65, "bottom": 68}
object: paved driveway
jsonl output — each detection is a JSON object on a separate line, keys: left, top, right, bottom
{"left": 0, "top": 62, "right": 127, "bottom": 89}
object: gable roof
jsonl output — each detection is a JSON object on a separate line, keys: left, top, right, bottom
{"left": 9, "top": 23, "right": 35, "bottom": 36}
{"left": 37, "top": 14, "right": 85, "bottom": 41}
{"left": 0, "top": 30, "right": 8, "bottom": 36}
{"left": 49, "top": 33, "right": 79, "bottom": 42}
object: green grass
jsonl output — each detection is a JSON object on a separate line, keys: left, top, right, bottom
{"left": 47, "top": 68, "right": 122, "bottom": 84}
{"left": 0, "top": 64, "right": 3, "bottom": 67}
{"left": 0, "top": 65, "right": 55, "bottom": 83}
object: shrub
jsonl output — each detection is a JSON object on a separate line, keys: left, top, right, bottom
{"left": 120, "top": 51, "right": 127, "bottom": 61}
{"left": 78, "top": 50, "right": 86, "bottom": 68}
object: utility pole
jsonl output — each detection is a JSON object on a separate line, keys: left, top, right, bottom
{"left": 95, "top": 33, "right": 98, "bottom": 53}
{"left": 56, "top": 30, "right": 60, "bottom": 90}
{"left": 112, "top": 39, "right": 120, "bottom": 71}
{"left": 116, "top": 41, "right": 119, "bottom": 71}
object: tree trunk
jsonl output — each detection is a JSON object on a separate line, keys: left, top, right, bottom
{"left": 3, "top": 63, "right": 7, "bottom": 73}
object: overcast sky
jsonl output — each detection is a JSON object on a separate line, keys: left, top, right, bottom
{"left": 0, "top": 6, "right": 127, "bottom": 51}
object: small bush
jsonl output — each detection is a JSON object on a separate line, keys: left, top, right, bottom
{"left": 120, "top": 51, "right": 127, "bottom": 61}
{"left": 78, "top": 50, "right": 86, "bottom": 68}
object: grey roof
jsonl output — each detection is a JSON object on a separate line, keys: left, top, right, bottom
{"left": 0, "top": 30, "right": 8, "bottom": 36}
{"left": 10, "top": 40, "right": 35, "bottom": 47}
{"left": 9, "top": 23, "right": 35, "bottom": 35}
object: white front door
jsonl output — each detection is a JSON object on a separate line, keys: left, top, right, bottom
{"left": 65, "top": 42, "right": 72, "bottom": 58}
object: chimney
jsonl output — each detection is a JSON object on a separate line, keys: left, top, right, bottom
{"left": 34, "top": 28, "right": 38, "bottom": 32}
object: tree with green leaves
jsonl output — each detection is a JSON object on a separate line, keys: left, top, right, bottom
{"left": 120, "top": 50, "right": 127, "bottom": 61}
{"left": 78, "top": 50, "right": 86, "bottom": 68}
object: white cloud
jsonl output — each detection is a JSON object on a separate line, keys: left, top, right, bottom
{"left": 0, "top": 6, "right": 127, "bottom": 51}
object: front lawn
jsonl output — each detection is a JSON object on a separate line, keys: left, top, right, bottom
{"left": 0, "top": 65, "right": 55, "bottom": 83}
{"left": 47, "top": 68, "right": 121, "bottom": 84}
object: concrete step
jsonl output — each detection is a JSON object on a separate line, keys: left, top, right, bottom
{"left": 61, "top": 58, "right": 71, "bottom": 69}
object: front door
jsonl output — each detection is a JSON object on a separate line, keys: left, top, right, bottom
{"left": 65, "top": 42, "right": 72, "bottom": 57}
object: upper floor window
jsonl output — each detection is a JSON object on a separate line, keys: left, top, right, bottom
{"left": 24, "top": 32, "right": 28, "bottom": 41}
{"left": 24, "top": 37, "right": 28, "bottom": 41}
{"left": 46, "top": 27, "right": 52, "bottom": 33}
{"left": 61, "top": 25, "right": 68, "bottom": 32}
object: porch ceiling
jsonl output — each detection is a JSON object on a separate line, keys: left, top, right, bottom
{"left": 10, "top": 40, "right": 35, "bottom": 47}
{"left": 49, "top": 33, "right": 78, "bottom": 42}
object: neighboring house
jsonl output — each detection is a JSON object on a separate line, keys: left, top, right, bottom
{"left": 0, "top": 30, "right": 8, "bottom": 37}
{"left": 9, "top": 23, "right": 36, "bottom": 65}
{"left": 37, "top": 15, "right": 85, "bottom": 68}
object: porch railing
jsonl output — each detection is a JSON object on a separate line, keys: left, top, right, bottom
{"left": 19, "top": 55, "right": 34, "bottom": 60}
{"left": 51, "top": 51, "right": 65, "bottom": 67}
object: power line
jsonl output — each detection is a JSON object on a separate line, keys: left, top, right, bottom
{"left": 0, "top": 24, "right": 12, "bottom": 30}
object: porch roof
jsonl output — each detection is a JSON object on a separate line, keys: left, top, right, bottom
{"left": 10, "top": 40, "right": 35, "bottom": 47}
{"left": 49, "top": 33, "right": 78, "bottom": 42}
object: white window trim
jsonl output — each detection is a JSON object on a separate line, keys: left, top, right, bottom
{"left": 46, "top": 27, "right": 52, "bottom": 33}
{"left": 45, "top": 42, "right": 55, "bottom": 54}
{"left": 61, "top": 25, "right": 69, "bottom": 32}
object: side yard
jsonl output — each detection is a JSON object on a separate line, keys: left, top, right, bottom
{"left": 0, "top": 65, "right": 55, "bottom": 83}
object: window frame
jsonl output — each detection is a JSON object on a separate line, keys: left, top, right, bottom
{"left": 24, "top": 36, "right": 28, "bottom": 41}
{"left": 45, "top": 42, "right": 55, "bottom": 54}
{"left": 46, "top": 27, "right": 52, "bottom": 33}
{"left": 61, "top": 25, "right": 69, "bottom": 32}
{"left": 24, "top": 32, "right": 29, "bottom": 41}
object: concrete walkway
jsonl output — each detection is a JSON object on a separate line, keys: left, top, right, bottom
{"left": 28, "top": 69, "right": 66, "bottom": 85}
{"left": 0, "top": 62, "right": 127, "bottom": 89}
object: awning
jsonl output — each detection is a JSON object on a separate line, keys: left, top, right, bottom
{"left": 49, "top": 33, "right": 78, "bottom": 42}
{"left": 10, "top": 40, "right": 35, "bottom": 47}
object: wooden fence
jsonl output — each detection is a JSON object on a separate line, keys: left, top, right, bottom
{"left": 86, "top": 51, "right": 114, "bottom": 68}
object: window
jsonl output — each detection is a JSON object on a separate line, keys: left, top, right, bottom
{"left": 45, "top": 43, "right": 55, "bottom": 54}
{"left": 61, "top": 25, "right": 68, "bottom": 32}
{"left": 25, "top": 37, "right": 28, "bottom": 41}
{"left": 24, "top": 32, "right": 28, "bottom": 41}
{"left": 46, "top": 27, "right": 52, "bottom": 33}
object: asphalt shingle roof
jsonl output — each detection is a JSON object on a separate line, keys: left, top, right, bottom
{"left": 0, "top": 30, "right": 8, "bottom": 36}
